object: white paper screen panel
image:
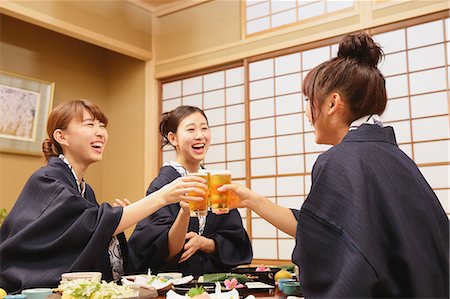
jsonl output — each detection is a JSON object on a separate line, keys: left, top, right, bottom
{"left": 182, "top": 94, "right": 202, "bottom": 108}
{"left": 379, "top": 52, "right": 407, "bottom": 76}
{"left": 203, "top": 71, "right": 224, "bottom": 91}
{"left": 246, "top": 1, "right": 269, "bottom": 21}
{"left": 409, "top": 68, "right": 447, "bottom": 95}
{"left": 272, "top": 9, "right": 297, "bottom": 28}
{"left": 420, "top": 165, "right": 450, "bottom": 189}
{"left": 276, "top": 114, "right": 303, "bottom": 135}
{"left": 204, "top": 90, "right": 225, "bottom": 109}
{"left": 162, "top": 98, "right": 181, "bottom": 113}
{"left": 278, "top": 239, "right": 296, "bottom": 260}
{"left": 298, "top": 1, "right": 325, "bottom": 21}
{"left": 278, "top": 155, "right": 305, "bottom": 174}
{"left": 251, "top": 98, "right": 275, "bottom": 119}
{"left": 251, "top": 137, "right": 276, "bottom": 157}
{"left": 277, "top": 176, "right": 304, "bottom": 196}
{"left": 210, "top": 126, "right": 225, "bottom": 144}
{"left": 162, "top": 81, "right": 181, "bottom": 100}
{"left": 277, "top": 134, "right": 303, "bottom": 155}
{"left": 381, "top": 98, "right": 410, "bottom": 122}
{"left": 182, "top": 76, "right": 202, "bottom": 96}
{"left": 226, "top": 86, "right": 244, "bottom": 105}
{"left": 245, "top": 0, "right": 354, "bottom": 36}
{"left": 251, "top": 178, "right": 276, "bottom": 197}
{"left": 252, "top": 218, "right": 277, "bottom": 238}
{"left": 276, "top": 94, "right": 303, "bottom": 115}
{"left": 251, "top": 157, "right": 276, "bottom": 176}
{"left": 252, "top": 239, "right": 277, "bottom": 259}
{"left": 250, "top": 78, "right": 274, "bottom": 100}
{"left": 406, "top": 20, "right": 444, "bottom": 48}
{"left": 227, "top": 141, "right": 246, "bottom": 161}
{"left": 227, "top": 161, "right": 246, "bottom": 178}
{"left": 412, "top": 116, "right": 450, "bottom": 142}
{"left": 414, "top": 140, "right": 450, "bottom": 164}
{"left": 226, "top": 67, "right": 244, "bottom": 87}
{"left": 275, "top": 53, "right": 301, "bottom": 75}
{"left": 271, "top": 0, "right": 296, "bottom": 14}
{"left": 250, "top": 118, "right": 275, "bottom": 138}
{"left": 408, "top": 44, "right": 446, "bottom": 72}
{"left": 373, "top": 29, "right": 406, "bottom": 54}
{"left": 226, "top": 104, "right": 245, "bottom": 123}
{"left": 411, "top": 92, "right": 449, "bottom": 118}
{"left": 226, "top": 123, "right": 245, "bottom": 142}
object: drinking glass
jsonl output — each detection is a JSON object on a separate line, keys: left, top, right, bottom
{"left": 187, "top": 172, "right": 209, "bottom": 217}
{"left": 209, "top": 170, "right": 231, "bottom": 214}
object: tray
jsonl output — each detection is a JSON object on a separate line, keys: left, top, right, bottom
{"left": 172, "top": 281, "right": 275, "bottom": 297}
{"left": 230, "top": 267, "right": 281, "bottom": 286}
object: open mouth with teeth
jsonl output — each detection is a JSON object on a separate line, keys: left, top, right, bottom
{"left": 91, "top": 142, "right": 103, "bottom": 152}
{"left": 192, "top": 143, "right": 205, "bottom": 154}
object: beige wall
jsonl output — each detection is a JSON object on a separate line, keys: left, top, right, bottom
{"left": 0, "top": 15, "right": 148, "bottom": 219}
{"left": 0, "top": 0, "right": 152, "bottom": 60}
{"left": 154, "top": 0, "right": 450, "bottom": 78}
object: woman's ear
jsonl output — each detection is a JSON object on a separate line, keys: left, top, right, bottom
{"left": 53, "top": 129, "right": 68, "bottom": 147}
{"left": 327, "top": 92, "right": 343, "bottom": 115}
{"left": 167, "top": 131, "right": 178, "bottom": 147}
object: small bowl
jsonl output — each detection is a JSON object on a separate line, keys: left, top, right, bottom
{"left": 277, "top": 278, "right": 296, "bottom": 292}
{"left": 61, "top": 271, "right": 102, "bottom": 281}
{"left": 282, "top": 281, "right": 303, "bottom": 296}
{"left": 21, "top": 288, "right": 53, "bottom": 299}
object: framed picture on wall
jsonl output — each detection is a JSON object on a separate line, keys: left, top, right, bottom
{"left": 0, "top": 70, "right": 54, "bottom": 156}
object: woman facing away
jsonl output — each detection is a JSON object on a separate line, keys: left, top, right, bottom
{"left": 0, "top": 100, "right": 206, "bottom": 293}
{"left": 220, "top": 33, "right": 449, "bottom": 297}
{"left": 128, "top": 106, "right": 252, "bottom": 276}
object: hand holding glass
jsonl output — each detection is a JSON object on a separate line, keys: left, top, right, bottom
{"left": 187, "top": 172, "right": 209, "bottom": 217}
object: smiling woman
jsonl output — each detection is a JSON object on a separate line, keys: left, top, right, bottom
{"left": 0, "top": 100, "right": 208, "bottom": 293}
{"left": 128, "top": 105, "right": 253, "bottom": 277}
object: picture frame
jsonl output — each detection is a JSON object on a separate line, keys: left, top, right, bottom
{"left": 0, "top": 70, "right": 54, "bottom": 156}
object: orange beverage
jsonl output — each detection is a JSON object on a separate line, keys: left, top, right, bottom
{"left": 209, "top": 170, "right": 231, "bottom": 214}
{"left": 199, "top": 169, "right": 211, "bottom": 208}
{"left": 187, "top": 172, "right": 208, "bottom": 217}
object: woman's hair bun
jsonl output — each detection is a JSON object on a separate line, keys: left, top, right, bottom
{"left": 337, "top": 32, "right": 383, "bottom": 67}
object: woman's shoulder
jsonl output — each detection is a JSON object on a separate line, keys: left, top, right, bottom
{"left": 146, "top": 165, "right": 181, "bottom": 195}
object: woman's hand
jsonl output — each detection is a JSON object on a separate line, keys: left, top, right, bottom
{"left": 159, "top": 176, "right": 207, "bottom": 205}
{"left": 179, "top": 232, "right": 215, "bottom": 263}
{"left": 113, "top": 198, "right": 132, "bottom": 207}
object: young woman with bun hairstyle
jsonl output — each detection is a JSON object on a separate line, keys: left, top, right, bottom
{"left": 128, "top": 105, "right": 252, "bottom": 276}
{"left": 219, "top": 33, "right": 448, "bottom": 297}
{"left": 0, "top": 100, "right": 206, "bottom": 293}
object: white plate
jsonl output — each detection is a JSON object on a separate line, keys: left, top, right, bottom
{"left": 122, "top": 275, "right": 172, "bottom": 290}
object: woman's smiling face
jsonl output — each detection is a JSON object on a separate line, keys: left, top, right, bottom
{"left": 170, "top": 111, "right": 211, "bottom": 165}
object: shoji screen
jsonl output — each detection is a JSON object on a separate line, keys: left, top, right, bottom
{"left": 374, "top": 17, "right": 450, "bottom": 214}
{"left": 245, "top": 0, "right": 354, "bottom": 35}
{"left": 248, "top": 46, "right": 335, "bottom": 260}
{"left": 159, "top": 14, "right": 449, "bottom": 262}
{"left": 248, "top": 16, "right": 449, "bottom": 261}
{"left": 160, "top": 66, "right": 249, "bottom": 228}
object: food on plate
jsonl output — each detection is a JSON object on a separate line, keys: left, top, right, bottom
{"left": 121, "top": 275, "right": 172, "bottom": 291}
{"left": 255, "top": 265, "right": 271, "bottom": 272}
{"left": 186, "top": 285, "right": 207, "bottom": 298}
{"left": 0, "top": 287, "right": 7, "bottom": 298}
{"left": 274, "top": 270, "right": 292, "bottom": 282}
{"left": 56, "top": 279, "right": 138, "bottom": 299}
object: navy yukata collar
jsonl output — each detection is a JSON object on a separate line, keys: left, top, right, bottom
{"left": 47, "top": 156, "right": 83, "bottom": 194}
{"left": 342, "top": 124, "right": 398, "bottom": 146}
